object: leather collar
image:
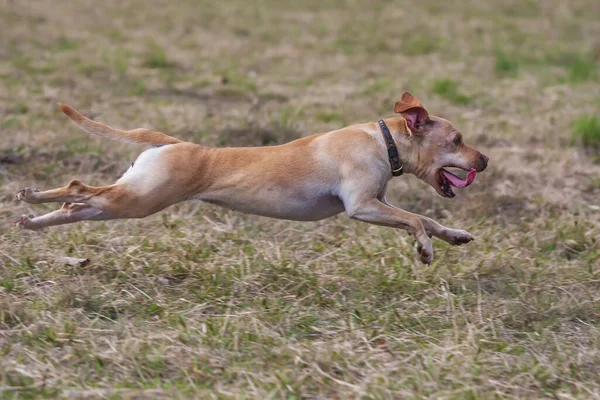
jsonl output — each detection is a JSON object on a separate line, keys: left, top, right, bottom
{"left": 378, "top": 119, "right": 404, "bottom": 176}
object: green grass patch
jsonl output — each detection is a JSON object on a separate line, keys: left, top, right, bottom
{"left": 500, "top": 0, "right": 539, "bottom": 17}
{"left": 0, "top": 279, "right": 16, "bottom": 292}
{"left": 401, "top": 35, "right": 442, "bottom": 56}
{"left": 567, "top": 57, "right": 597, "bottom": 82}
{"left": 130, "top": 78, "right": 146, "bottom": 96}
{"left": 9, "top": 55, "right": 56, "bottom": 75}
{"left": 277, "top": 105, "right": 304, "bottom": 130}
{"left": 547, "top": 51, "right": 598, "bottom": 83}
{"left": 12, "top": 103, "right": 29, "bottom": 114}
{"left": 316, "top": 110, "right": 344, "bottom": 124}
{"left": 362, "top": 77, "right": 392, "bottom": 96}
{"left": 571, "top": 115, "right": 600, "bottom": 149}
{"left": 54, "top": 36, "right": 78, "bottom": 51}
{"left": 494, "top": 51, "right": 519, "bottom": 77}
{"left": 1, "top": 117, "right": 22, "bottom": 129}
{"left": 333, "top": 38, "right": 359, "bottom": 56}
{"left": 219, "top": 67, "right": 257, "bottom": 93}
{"left": 106, "top": 28, "right": 124, "bottom": 41}
{"left": 143, "top": 41, "right": 173, "bottom": 69}
{"left": 63, "top": 137, "right": 105, "bottom": 156}
{"left": 432, "top": 79, "right": 472, "bottom": 105}
{"left": 103, "top": 48, "right": 132, "bottom": 76}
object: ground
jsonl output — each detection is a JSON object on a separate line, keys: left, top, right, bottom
{"left": 1, "top": 0, "right": 600, "bottom": 398}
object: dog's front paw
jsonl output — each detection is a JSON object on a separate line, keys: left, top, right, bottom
{"left": 15, "top": 188, "right": 40, "bottom": 202}
{"left": 417, "top": 239, "right": 434, "bottom": 265}
{"left": 14, "top": 214, "right": 35, "bottom": 229}
{"left": 445, "top": 229, "right": 474, "bottom": 245}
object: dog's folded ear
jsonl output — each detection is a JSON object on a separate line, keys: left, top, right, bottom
{"left": 394, "top": 92, "right": 430, "bottom": 133}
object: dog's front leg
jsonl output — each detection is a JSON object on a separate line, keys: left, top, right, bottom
{"left": 345, "top": 198, "right": 433, "bottom": 264}
{"left": 418, "top": 215, "right": 474, "bottom": 245}
{"left": 379, "top": 197, "right": 473, "bottom": 246}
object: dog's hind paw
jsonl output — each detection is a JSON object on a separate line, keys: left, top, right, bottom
{"left": 14, "top": 214, "right": 35, "bottom": 229}
{"left": 15, "top": 188, "right": 40, "bottom": 202}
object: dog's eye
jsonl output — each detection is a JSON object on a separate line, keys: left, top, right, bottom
{"left": 454, "top": 136, "right": 462, "bottom": 145}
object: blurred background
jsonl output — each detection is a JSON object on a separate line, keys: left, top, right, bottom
{"left": 1, "top": 0, "right": 599, "bottom": 398}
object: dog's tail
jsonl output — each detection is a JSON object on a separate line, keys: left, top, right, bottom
{"left": 58, "top": 104, "right": 182, "bottom": 146}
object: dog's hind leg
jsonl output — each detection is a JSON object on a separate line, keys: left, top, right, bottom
{"left": 14, "top": 202, "right": 113, "bottom": 230}
{"left": 16, "top": 180, "right": 114, "bottom": 205}
{"left": 15, "top": 144, "right": 189, "bottom": 221}
{"left": 15, "top": 178, "right": 174, "bottom": 220}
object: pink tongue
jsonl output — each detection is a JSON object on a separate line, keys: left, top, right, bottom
{"left": 442, "top": 168, "right": 476, "bottom": 188}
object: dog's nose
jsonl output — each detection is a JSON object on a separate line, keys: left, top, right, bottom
{"left": 479, "top": 154, "right": 489, "bottom": 171}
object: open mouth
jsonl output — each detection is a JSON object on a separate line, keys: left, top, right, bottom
{"left": 438, "top": 168, "right": 477, "bottom": 198}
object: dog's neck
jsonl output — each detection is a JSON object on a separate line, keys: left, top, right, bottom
{"left": 381, "top": 117, "right": 422, "bottom": 178}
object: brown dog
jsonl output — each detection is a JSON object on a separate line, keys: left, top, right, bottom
{"left": 14, "top": 92, "right": 488, "bottom": 264}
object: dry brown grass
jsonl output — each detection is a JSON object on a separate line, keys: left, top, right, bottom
{"left": 1, "top": 0, "right": 599, "bottom": 398}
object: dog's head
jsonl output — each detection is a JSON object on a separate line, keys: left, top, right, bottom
{"left": 394, "top": 92, "right": 488, "bottom": 198}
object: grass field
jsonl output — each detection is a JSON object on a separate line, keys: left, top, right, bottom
{"left": 1, "top": 0, "right": 600, "bottom": 398}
